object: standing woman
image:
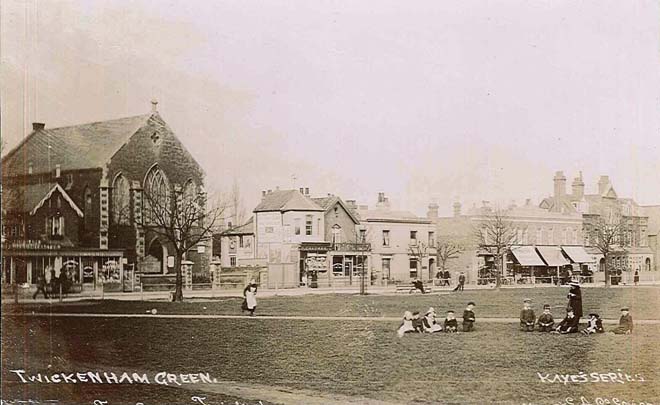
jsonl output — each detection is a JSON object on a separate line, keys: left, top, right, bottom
{"left": 243, "top": 279, "right": 258, "bottom": 316}
{"left": 566, "top": 281, "right": 583, "bottom": 324}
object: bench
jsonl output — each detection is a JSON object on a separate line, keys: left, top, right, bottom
{"left": 395, "top": 285, "right": 432, "bottom": 294}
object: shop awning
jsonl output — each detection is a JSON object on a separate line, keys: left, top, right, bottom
{"left": 510, "top": 246, "right": 545, "bottom": 266}
{"left": 537, "top": 246, "right": 570, "bottom": 267}
{"left": 561, "top": 246, "right": 595, "bottom": 263}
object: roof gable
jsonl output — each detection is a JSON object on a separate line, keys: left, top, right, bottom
{"left": 3, "top": 182, "right": 83, "bottom": 217}
{"left": 253, "top": 190, "right": 323, "bottom": 213}
{"left": 311, "top": 196, "right": 360, "bottom": 225}
{"left": 2, "top": 114, "right": 152, "bottom": 176}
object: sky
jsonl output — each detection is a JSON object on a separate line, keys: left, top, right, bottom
{"left": 2, "top": 0, "right": 659, "bottom": 217}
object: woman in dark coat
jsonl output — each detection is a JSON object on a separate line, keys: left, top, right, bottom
{"left": 567, "top": 281, "right": 583, "bottom": 323}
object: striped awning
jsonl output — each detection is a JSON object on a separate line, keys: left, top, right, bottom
{"left": 537, "top": 246, "right": 570, "bottom": 267}
{"left": 510, "top": 246, "right": 545, "bottom": 266}
{"left": 561, "top": 246, "right": 595, "bottom": 263}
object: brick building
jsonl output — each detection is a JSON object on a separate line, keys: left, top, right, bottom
{"left": 1, "top": 101, "right": 210, "bottom": 290}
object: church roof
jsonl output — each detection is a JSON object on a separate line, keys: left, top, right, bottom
{"left": 2, "top": 114, "right": 153, "bottom": 176}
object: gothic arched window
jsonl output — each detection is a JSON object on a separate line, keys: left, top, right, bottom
{"left": 112, "top": 174, "right": 131, "bottom": 225}
{"left": 144, "top": 165, "right": 170, "bottom": 224}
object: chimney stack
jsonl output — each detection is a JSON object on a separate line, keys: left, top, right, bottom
{"left": 299, "top": 187, "right": 304, "bottom": 194}
{"left": 345, "top": 200, "right": 357, "bottom": 210}
{"left": 377, "top": 192, "right": 385, "bottom": 203}
{"left": 598, "top": 175, "right": 610, "bottom": 195}
{"left": 553, "top": 171, "right": 567, "bottom": 203}
{"left": 427, "top": 203, "right": 439, "bottom": 219}
{"left": 572, "top": 171, "right": 585, "bottom": 199}
{"left": 452, "top": 201, "right": 462, "bottom": 217}
{"left": 304, "top": 187, "right": 309, "bottom": 196}
{"left": 262, "top": 190, "right": 266, "bottom": 199}
{"left": 32, "top": 122, "right": 45, "bottom": 131}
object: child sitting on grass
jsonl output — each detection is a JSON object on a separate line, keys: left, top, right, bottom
{"left": 537, "top": 304, "right": 555, "bottom": 332}
{"left": 581, "top": 313, "right": 604, "bottom": 335}
{"left": 552, "top": 308, "right": 579, "bottom": 334}
{"left": 444, "top": 310, "right": 458, "bottom": 333}
{"left": 423, "top": 307, "right": 443, "bottom": 333}
{"left": 462, "top": 302, "right": 476, "bottom": 332}
{"left": 397, "top": 311, "right": 415, "bottom": 337}
{"left": 520, "top": 299, "right": 536, "bottom": 332}
{"left": 412, "top": 311, "right": 425, "bottom": 333}
{"left": 612, "top": 307, "right": 633, "bottom": 335}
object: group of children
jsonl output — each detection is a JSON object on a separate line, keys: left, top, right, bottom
{"left": 519, "top": 298, "right": 634, "bottom": 335}
{"left": 397, "top": 302, "right": 476, "bottom": 337}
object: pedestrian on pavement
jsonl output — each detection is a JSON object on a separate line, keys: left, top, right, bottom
{"left": 33, "top": 273, "right": 49, "bottom": 299}
{"left": 412, "top": 278, "right": 426, "bottom": 294}
{"left": 566, "top": 281, "right": 583, "bottom": 325}
{"left": 242, "top": 279, "right": 258, "bottom": 316}
{"left": 453, "top": 272, "right": 465, "bottom": 291}
{"left": 443, "top": 270, "right": 451, "bottom": 286}
{"left": 633, "top": 269, "right": 639, "bottom": 286}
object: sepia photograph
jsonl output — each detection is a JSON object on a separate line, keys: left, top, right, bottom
{"left": 1, "top": 1, "right": 659, "bottom": 404}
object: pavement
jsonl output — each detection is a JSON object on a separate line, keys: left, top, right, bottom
{"left": 3, "top": 282, "right": 659, "bottom": 304}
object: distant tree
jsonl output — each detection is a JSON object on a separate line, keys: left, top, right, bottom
{"left": 586, "top": 213, "right": 628, "bottom": 287}
{"left": 228, "top": 178, "right": 247, "bottom": 229}
{"left": 473, "top": 209, "right": 519, "bottom": 288}
{"left": 436, "top": 240, "right": 464, "bottom": 273}
{"left": 141, "top": 183, "right": 225, "bottom": 302}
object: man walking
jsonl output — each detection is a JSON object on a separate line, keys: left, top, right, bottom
{"left": 453, "top": 272, "right": 466, "bottom": 291}
{"left": 33, "top": 272, "right": 49, "bottom": 299}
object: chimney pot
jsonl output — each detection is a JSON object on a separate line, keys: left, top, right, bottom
{"left": 299, "top": 188, "right": 304, "bottom": 194}
{"left": 304, "top": 187, "right": 309, "bottom": 195}
{"left": 32, "top": 122, "right": 45, "bottom": 131}
{"left": 151, "top": 98, "right": 158, "bottom": 113}
{"left": 262, "top": 190, "right": 266, "bottom": 197}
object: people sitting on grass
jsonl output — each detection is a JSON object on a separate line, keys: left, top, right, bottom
{"left": 412, "top": 311, "right": 426, "bottom": 333}
{"left": 612, "top": 307, "right": 633, "bottom": 335}
{"left": 397, "top": 311, "right": 415, "bottom": 337}
{"left": 462, "top": 302, "right": 476, "bottom": 332}
{"left": 423, "top": 307, "right": 443, "bottom": 333}
{"left": 444, "top": 310, "right": 459, "bottom": 333}
{"left": 552, "top": 308, "right": 579, "bottom": 334}
{"left": 537, "top": 304, "right": 555, "bottom": 332}
{"left": 581, "top": 313, "right": 604, "bottom": 335}
{"left": 520, "top": 299, "right": 536, "bottom": 332}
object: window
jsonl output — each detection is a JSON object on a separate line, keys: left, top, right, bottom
{"left": 49, "top": 216, "right": 64, "bottom": 236}
{"left": 151, "top": 131, "right": 161, "bottom": 146}
{"left": 409, "top": 258, "right": 418, "bottom": 278}
{"left": 230, "top": 256, "right": 237, "bottom": 267}
{"left": 239, "top": 236, "right": 244, "bottom": 248}
{"left": 359, "top": 229, "right": 367, "bottom": 243}
{"left": 548, "top": 228, "right": 554, "bottom": 245}
{"left": 294, "top": 218, "right": 301, "bottom": 235}
{"left": 84, "top": 187, "right": 93, "bottom": 229}
{"left": 144, "top": 166, "right": 170, "bottom": 224}
{"left": 305, "top": 215, "right": 313, "bottom": 236}
{"left": 428, "top": 231, "right": 435, "bottom": 246}
{"left": 382, "top": 230, "right": 390, "bottom": 246}
{"left": 410, "top": 231, "right": 417, "bottom": 244}
{"left": 331, "top": 224, "right": 341, "bottom": 244}
{"left": 112, "top": 174, "right": 131, "bottom": 225}
{"left": 382, "top": 258, "right": 391, "bottom": 280}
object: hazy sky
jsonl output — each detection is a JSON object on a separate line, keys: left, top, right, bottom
{"left": 2, "top": 0, "right": 659, "bottom": 216}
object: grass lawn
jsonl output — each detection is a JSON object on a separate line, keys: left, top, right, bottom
{"left": 2, "top": 315, "right": 659, "bottom": 404}
{"left": 7, "top": 286, "right": 659, "bottom": 321}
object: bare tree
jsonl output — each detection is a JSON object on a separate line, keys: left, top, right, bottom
{"left": 473, "top": 209, "right": 518, "bottom": 288}
{"left": 408, "top": 241, "right": 430, "bottom": 281}
{"left": 585, "top": 213, "right": 628, "bottom": 287}
{"left": 141, "top": 185, "right": 225, "bottom": 301}
{"left": 228, "top": 178, "right": 246, "bottom": 229}
{"left": 436, "top": 240, "right": 464, "bottom": 273}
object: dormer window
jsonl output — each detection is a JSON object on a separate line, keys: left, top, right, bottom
{"left": 151, "top": 132, "right": 161, "bottom": 146}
